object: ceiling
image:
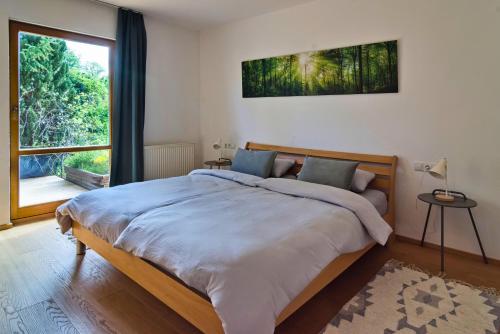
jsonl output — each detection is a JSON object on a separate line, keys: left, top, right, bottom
{"left": 96, "top": 0, "right": 317, "bottom": 30}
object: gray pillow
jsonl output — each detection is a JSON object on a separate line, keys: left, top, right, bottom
{"left": 351, "top": 169, "right": 376, "bottom": 193}
{"left": 298, "top": 157, "right": 359, "bottom": 190}
{"left": 231, "top": 148, "right": 278, "bottom": 178}
{"left": 272, "top": 158, "right": 295, "bottom": 177}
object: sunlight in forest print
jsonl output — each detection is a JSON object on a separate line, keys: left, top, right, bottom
{"left": 242, "top": 40, "right": 398, "bottom": 97}
{"left": 298, "top": 52, "right": 312, "bottom": 67}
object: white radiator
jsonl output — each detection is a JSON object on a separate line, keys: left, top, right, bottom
{"left": 144, "top": 143, "right": 195, "bottom": 180}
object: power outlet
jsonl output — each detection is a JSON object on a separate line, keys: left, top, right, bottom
{"left": 224, "top": 143, "right": 236, "bottom": 149}
{"left": 414, "top": 161, "right": 432, "bottom": 172}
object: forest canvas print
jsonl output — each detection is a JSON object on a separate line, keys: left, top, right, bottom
{"left": 242, "top": 40, "right": 397, "bottom": 97}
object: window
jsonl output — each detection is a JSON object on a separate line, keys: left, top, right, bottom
{"left": 10, "top": 21, "right": 114, "bottom": 220}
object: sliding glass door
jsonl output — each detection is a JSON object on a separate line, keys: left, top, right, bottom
{"left": 9, "top": 21, "right": 114, "bottom": 220}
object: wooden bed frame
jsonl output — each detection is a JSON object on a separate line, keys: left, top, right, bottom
{"left": 72, "top": 142, "right": 397, "bottom": 333}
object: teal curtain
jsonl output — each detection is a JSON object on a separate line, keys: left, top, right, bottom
{"left": 110, "top": 8, "right": 147, "bottom": 186}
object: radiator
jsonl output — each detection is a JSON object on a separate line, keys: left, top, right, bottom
{"left": 144, "top": 143, "right": 195, "bottom": 180}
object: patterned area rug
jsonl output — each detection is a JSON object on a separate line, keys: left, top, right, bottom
{"left": 324, "top": 260, "right": 500, "bottom": 334}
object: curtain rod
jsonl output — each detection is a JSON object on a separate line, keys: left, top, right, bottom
{"left": 90, "top": 0, "right": 142, "bottom": 14}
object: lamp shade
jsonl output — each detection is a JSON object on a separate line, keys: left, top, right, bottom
{"left": 429, "top": 158, "right": 447, "bottom": 179}
{"left": 212, "top": 139, "right": 222, "bottom": 151}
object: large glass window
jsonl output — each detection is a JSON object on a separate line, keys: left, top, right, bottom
{"left": 19, "top": 33, "right": 110, "bottom": 149}
{"left": 10, "top": 20, "right": 114, "bottom": 220}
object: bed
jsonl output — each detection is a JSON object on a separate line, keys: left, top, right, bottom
{"left": 57, "top": 142, "right": 397, "bottom": 334}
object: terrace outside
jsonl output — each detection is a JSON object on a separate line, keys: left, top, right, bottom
{"left": 19, "top": 152, "right": 110, "bottom": 208}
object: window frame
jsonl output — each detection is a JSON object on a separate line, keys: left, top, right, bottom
{"left": 9, "top": 20, "right": 115, "bottom": 221}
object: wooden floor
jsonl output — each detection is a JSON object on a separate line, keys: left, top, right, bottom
{"left": 1, "top": 219, "right": 499, "bottom": 334}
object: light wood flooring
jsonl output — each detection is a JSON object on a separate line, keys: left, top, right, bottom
{"left": 1, "top": 219, "right": 499, "bottom": 334}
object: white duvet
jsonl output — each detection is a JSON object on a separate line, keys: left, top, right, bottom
{"left": 56, "top": 169, "right": 392, "bottom": 334}
{"left": 56, "top": 171, "right": 254, "bottom": 242}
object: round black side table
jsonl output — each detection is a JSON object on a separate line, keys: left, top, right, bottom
{"left": 204, "top": 159, "right": 232, "bottom": 169}
{"left": 418, "top": 191, "right": 488, "bottom": 273}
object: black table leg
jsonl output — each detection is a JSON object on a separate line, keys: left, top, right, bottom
{"left": 420, "top": 204, "right": 432, "bottom": 246}
{"left": 440, "top": 205, "right": 444, "bottom": 272}
{"left": 467, "top": 208, "right": 488, "bottom": 264}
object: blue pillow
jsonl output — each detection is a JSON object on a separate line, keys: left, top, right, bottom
{"left": 231, "top": 148, "right": 278, "bottom": 178}
{"left": 298, "top": 157, "right": 359, "bottom": 190}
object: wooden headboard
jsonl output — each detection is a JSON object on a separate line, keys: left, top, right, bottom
{"left": 245, "top": 142, "right": 398, "bottom": 230}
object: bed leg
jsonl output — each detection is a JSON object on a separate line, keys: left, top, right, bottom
{"left": 76, "top": 239, "right": 86, "bottom": 255}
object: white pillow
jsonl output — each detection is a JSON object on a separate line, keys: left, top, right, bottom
{"left": 272, "top": 158, "right": 295, "bottom": 178}
{"left": 351, "top": 169, "right": 376, "bottom": 193}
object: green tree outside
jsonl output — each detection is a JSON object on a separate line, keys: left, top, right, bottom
{"left": 19, "top": 33, "right": 110, "bottom": 177}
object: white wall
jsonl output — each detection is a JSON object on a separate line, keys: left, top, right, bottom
{"left": 200, "top": 0, "right": 500, "bottom": 259}
{"left": 0, "top": 0, "right": 200, "bottom": 226}
{"left": 144, "top": 16, "right": 200, "bottom": 157}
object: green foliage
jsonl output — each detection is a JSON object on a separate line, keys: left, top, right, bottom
{"left": 19, "top": 33, "right": 110, "bottom": 177}
{"left": 64, "top": 151, "right": 110, "bottom": 175}
{"left": 242, "top": 41, "right": 397, "bottom": 97}
{"left": 19, "top": 33, "right": 110, "bottom": 149}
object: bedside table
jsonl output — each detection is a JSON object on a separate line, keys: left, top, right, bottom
{"left": 418, "top": 191, "right": 488, "bottom": 272}
{"left": 204, "top": 159, "right": 232, "bottom": 170}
